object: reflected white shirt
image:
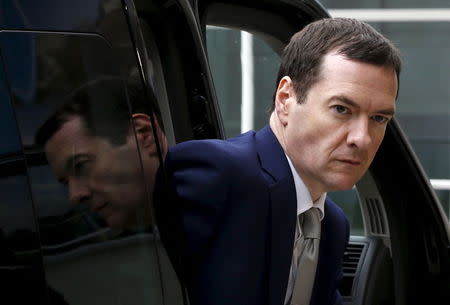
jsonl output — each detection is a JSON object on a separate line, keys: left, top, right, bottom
{"left": 284, "top": 155, "right": 326, "bottom": 304}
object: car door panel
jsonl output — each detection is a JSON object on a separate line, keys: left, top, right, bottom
{"left": 0, "top": 1, "right": 179, "bottom": 304}
{"left": 0, "top": 51, "right": 50, "bottom": 304}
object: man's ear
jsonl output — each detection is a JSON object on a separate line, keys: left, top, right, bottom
{"left": 130, "top": 113, "right": 157, "bottom": 155}
{"left": 274, "top": 76, "right": 296, "bottom": 126}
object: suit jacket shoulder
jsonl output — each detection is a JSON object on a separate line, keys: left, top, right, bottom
{"left": 157, "top": 127, "right": 296, "bottom": 305}
{"left": 160, "top": 131, "right": 268, "bottom": 258}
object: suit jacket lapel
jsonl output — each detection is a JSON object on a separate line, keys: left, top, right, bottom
{"left": 256, "top": 126, "right": 297, "bottom": 305}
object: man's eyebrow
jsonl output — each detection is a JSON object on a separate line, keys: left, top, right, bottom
{"left": 63, "top": 153, "right": 92, "bottom": 174}
{"left": 331, "top": 95, "right": 396, "bottom": 116}
{"left": 331, "top": 95, "right": 358, "bottom": 108}
{"left": 377, "top": 108, "right": 396, "bottom": 116}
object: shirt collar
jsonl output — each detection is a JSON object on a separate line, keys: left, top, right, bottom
{"left": 285, "top": 154, "right": 325, "bottom": 220}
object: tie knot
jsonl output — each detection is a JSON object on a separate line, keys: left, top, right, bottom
{"left": 299, "top": 208, "right": 321, "bottom": 239}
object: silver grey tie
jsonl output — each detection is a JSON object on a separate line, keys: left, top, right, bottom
{"left": 290, "top": 208, "right": 321, "bottom": 305}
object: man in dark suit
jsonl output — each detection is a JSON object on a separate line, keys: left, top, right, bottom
{"left": 156, "top": 18, "right": 401, "bottom": 305}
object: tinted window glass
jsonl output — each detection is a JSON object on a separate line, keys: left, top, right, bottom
{"left": 0, "top": 66, "right": 21, "bottom": 155}
{"left": 0, "top": 53, "right": 50, "bottom": 304}
{"left": 1, "top": 31, "right": 166, "bottom": 305}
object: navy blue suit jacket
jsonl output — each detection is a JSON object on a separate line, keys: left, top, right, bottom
{"left": 156, "top": 126, "right": 349, "bottom": 305}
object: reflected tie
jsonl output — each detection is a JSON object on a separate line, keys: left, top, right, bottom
{"left": 290, "top": 208, "right": 321, "bottom": 305}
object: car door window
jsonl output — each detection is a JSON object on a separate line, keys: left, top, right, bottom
{"left": 206, "top": 27, "right": 280, "bottom": 138}
{"left": 0, "top": 52, "right": 51, "bottom": 304}
{"left": 0, "top": 30, "right": 166, "bottom": 305}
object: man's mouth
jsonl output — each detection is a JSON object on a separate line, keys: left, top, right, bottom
{"left": 94, "top": 202, "right": 109, "bottom": 212}
{"left": 338, "top": 159, "right": 362, "bottom": 166}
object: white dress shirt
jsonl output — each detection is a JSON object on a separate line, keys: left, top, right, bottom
{"left": 284, "top": 155, "right": 326, "bottom": 304}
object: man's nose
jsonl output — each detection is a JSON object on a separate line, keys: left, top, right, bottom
{"left": 347, "top": 117, "right": 371, "bottom": 149}
{"left": 68, "top": 179, "right": 92, "bottom": 205}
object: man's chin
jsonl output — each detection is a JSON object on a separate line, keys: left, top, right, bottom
{"left": 326, "top": 178, "right": 359, "bottom": 192}
{"left": 334, "top": 171, "right": 366, "bottom": 189}
{"left": 104, "top": 215, "right": 128, "bottom": 229}
{"left": 105, "top": 215, "right": 149, "bottom": 230}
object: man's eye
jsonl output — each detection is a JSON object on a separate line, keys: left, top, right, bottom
{"left": 372, "top": 115, "right": 389, "bottom": 124}
{"left": 333, "top": 105, "right": 349, "bottom": 114}
{"left": 73, "top": 160, "right": 92, "bottom": 176}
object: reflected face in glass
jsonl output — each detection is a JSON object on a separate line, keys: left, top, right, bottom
{"left": 276, "top": 52, "right": 398, "bottom": 199}
{"left": 44, "top": 116, "right": 155, "bottom": 228}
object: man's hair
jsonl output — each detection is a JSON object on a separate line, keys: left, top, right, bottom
{"left": 35, "top": 76, "right": 162, "bottom": 147}
{"left": 272, "top": 17, "right": 401, "bottom": 110}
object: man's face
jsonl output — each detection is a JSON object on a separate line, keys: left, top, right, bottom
{"left": 45, "top": 116, "right": 155, "bottom": 228}
{"left": 277, "top": 52, "right": 398, "bottom": 199}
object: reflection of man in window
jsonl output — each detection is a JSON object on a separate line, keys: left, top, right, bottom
{"left": 35, "top": 77, "right": 167, "bottom": 228}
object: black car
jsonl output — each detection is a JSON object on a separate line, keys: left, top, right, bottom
{"left": 0, "top": 0, "right": 448, "bottom": 304}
